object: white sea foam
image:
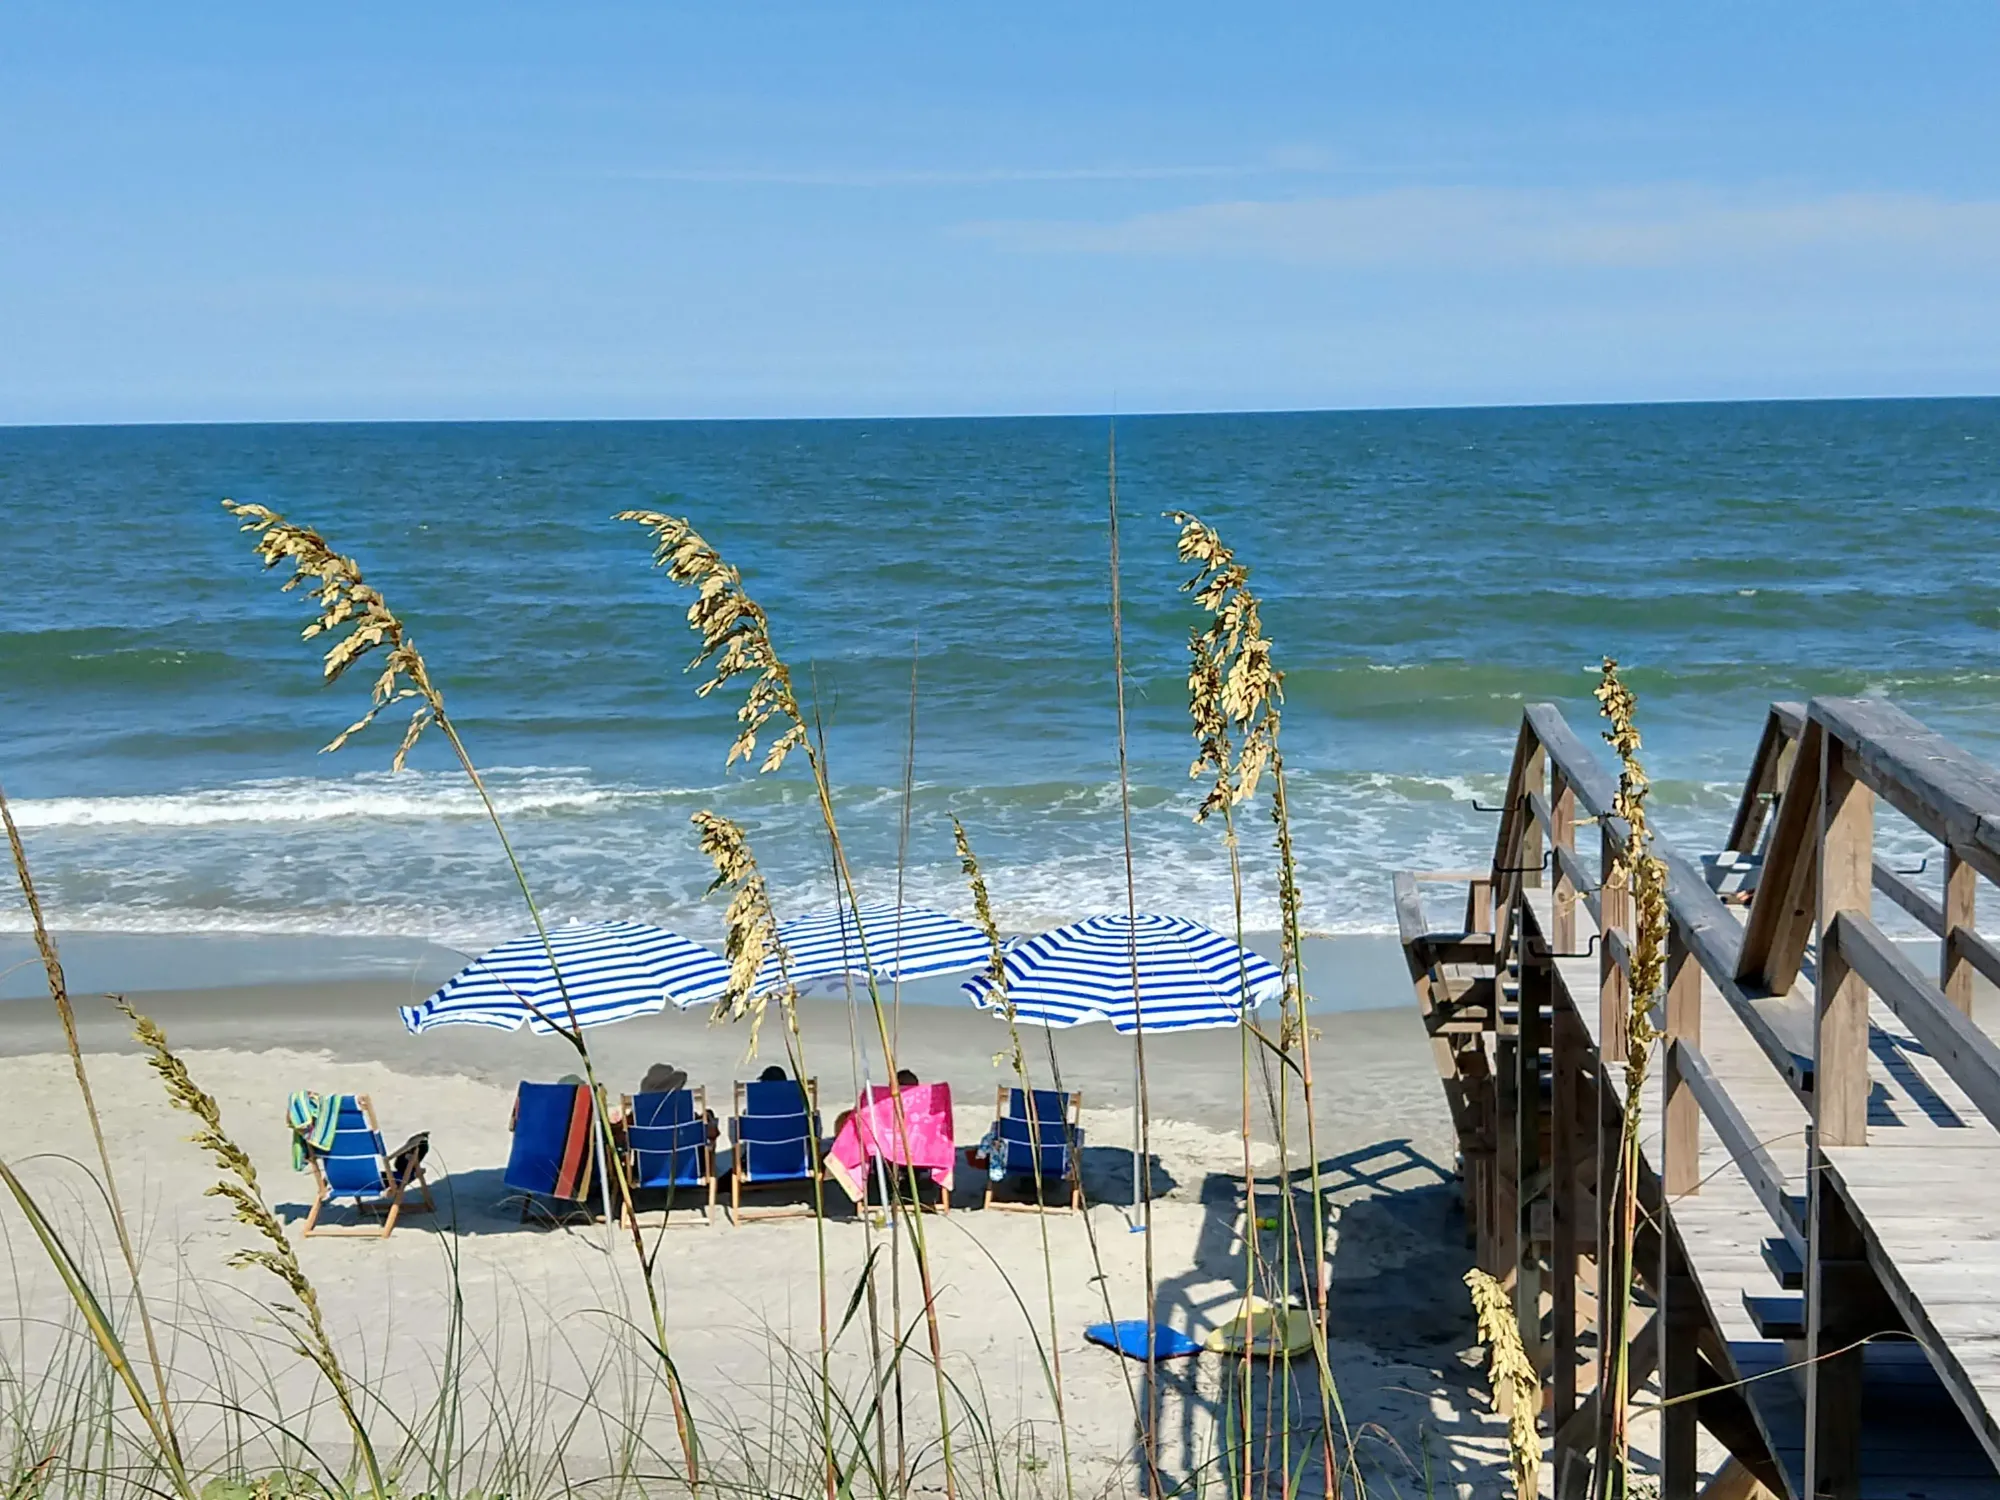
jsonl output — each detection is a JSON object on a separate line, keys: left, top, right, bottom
{"left": 0, "top": 764, "right": 1488, "bottom": 945}
{"left": 6, "top": 769, "right": 690, "bottom": 829}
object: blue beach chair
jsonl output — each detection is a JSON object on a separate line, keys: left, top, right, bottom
{"left": 621, "top": 1087, "right": 717, "bottom": 1225}
{"left": 728, "top": 1077, "right": 823, "bottom": 1222}
{"left": 296, "top": 1094, "right": 434, "bottom": 1238}
{"left": 982, "top": 1086, "right": 1084, "bottom": 1213}
{"left": 505, "top": 1081, "right": 600, "bottom": 1221}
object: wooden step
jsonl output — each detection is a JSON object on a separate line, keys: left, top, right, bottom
{"left": 1743, "top": 1293, "right": 1806, "bottom": 1340}
{"left": 1761, "top": 1236, "right": 1803, "bottom": 1291}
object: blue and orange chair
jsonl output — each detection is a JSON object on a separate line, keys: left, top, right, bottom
{"left": 296, "top": 1094, "right": 434, "bottom": 1238}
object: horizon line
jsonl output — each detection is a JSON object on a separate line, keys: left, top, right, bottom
{"left": 4, "top": 387, "right": 1998, "bottom": 433}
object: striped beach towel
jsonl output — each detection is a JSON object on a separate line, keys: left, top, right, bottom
{"left": 287, "top": 1091, "right": 343, "bottom": 1172}
{"left": 505, "top": 1081, "right": 599, "bottom": 1202}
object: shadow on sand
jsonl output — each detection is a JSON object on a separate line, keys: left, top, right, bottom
{"left": 1112, "top": 1138, "right": 1504, "bottom": 1499}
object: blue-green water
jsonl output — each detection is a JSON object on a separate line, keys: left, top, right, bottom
{"left": 3, "top": 400, "right": 1997, "bottom": 950}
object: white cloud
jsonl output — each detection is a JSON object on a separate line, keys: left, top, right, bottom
{"left": 960, "top": 186, "right": 2000, "bottom": 269}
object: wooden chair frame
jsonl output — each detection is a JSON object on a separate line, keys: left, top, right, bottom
{"left": 729, "top": 1077, "right": 823, "bottom": 1224}
{"left": 300, "top": 1093, "right": 434, "bottom": 1239}
{"left": 981, "top": 1084, "right": 1085, "bottom": 1214}
{"left": 619, "top": 1087, "right": 717, "bottom": 1227}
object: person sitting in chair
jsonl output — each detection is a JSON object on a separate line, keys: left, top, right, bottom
{"left": 638, "top": 1063, "right": 717, "bottom": 1145}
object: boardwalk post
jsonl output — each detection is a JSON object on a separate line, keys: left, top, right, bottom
{"left": 1943, "top": 848, "right": 1976, "bottom": 1016}
{"left": 1662, "top": 931, "right": 1701, "bottom": 1198}
{"left": 1806, "top": 727, "right": 1875, "bottom": 1500}
{"left": 1593, "top": 824, "right": 1632, "bottom": 1495}
{"left": 1550, "top": 1006, "right": 1587, "bottom": 1493}
{"left": 1660, "top": 933, "right": 1703, "bottom": 1500}
{"left": 1517, "top": 938, "right": 1551, "bottom": 1390}
{"left": 1815, "top": 734, "right": 1873, "bottom": 1149}
{"left": 1552, "top": 768, "right": 1578, "bottom": 952}
{"left": 1600, "top": 824, "right": 1631, "bottom": 1072}
{"left": 1523, "top": 739, "right": 1547, "bottom": 890}
{"left": 1803, "top": 1135, "right": 1867, "bottom": 1500}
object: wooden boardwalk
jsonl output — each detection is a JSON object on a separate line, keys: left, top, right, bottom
{"left": 1397, "top": 698, "right": 2000, "bottom": 1500}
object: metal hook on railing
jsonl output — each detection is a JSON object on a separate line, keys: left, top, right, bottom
{"left": 1894, "top": 857, "right": 1929, "bottom": 877}
{"left": 1494, "top": 849, "right": 1556, "bottom": 877}
{"left": 1544, "top": 933, "right": 1602, "bottom": 961}
{"left": 1470, "top": 792, "right": 1525, "bottom": 814}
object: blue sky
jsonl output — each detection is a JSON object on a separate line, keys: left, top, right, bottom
{"left": 5, "top": 4, "right": 1999, "bottom": 423}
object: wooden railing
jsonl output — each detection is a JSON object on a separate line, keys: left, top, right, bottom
{"left": 1399, "top": 695, "right": 2000, "bottom": 1500}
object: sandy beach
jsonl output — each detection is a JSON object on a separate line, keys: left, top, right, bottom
{"left": 1, "top": 967, "right": 1507, "bottom": 1498}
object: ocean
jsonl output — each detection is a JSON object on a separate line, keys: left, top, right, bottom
{"left": 4, "top": 400, "right": 1998, "bottom": 964}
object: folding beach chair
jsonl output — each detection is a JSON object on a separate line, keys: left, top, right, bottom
{"left": 296, "top": 1094, "right": 434, "bottom": 1238}
{"left": 982, "top": 1086, "right": 1084, "bottom": 1213}
{"left": 622, "top": 1087, "right": 717, "bottom": 1225}
{"left": 728, "top": 1077, "right": 822, "bottom": 1222}
{"left": 826, "top": 1081, "right": 957, "bottom": 1214}
{"left": 504, "top": 1080, "right": 600, "bottom": 1221}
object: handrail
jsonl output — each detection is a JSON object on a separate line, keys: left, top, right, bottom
{"left": 1829, "top": 911, "right": 2000, "bottom": 1133}
{"left": 1670, "top": 1037, "right": 1805, "bottom": 1257}
{"left": 1521, "top": 702, "right": 1811, "bottom": 1094}
{"left": 1812, "top": 697, "right": 2000, "bottom": 888}
{"left": 1874, "top": 856, "right": 1944, "bottom": 933}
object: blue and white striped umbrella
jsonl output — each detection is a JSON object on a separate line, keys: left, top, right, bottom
{"left": 752, "top": 901, "right": 991, "bottom": 995}
{"left": 961, "top": 913, "right": 1284, "bottom": 1034}
{"left": 402, "top": 920, "right": 732, "bottom": 1035}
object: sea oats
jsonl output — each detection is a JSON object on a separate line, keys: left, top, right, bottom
{"left": 1169, "top": 511, "right": 1281, "bottom": 820}
{"left": 120, "top": 1001, "right": 386, "bottom": 1498}
{"left": 620, "top": 510, "right": 808, "bottom": 773}
{"left": 1466, "top": 1267, "right": 1541, "bottom": 1500}
{"left": 221, "top": 501, "right": 439, "bottom": 769}
{"left": 691, "top": 809, "right": 793, "bottom": 1056}
{"left": 1594, "top": 656, "right": 1669, "bottom": 1500}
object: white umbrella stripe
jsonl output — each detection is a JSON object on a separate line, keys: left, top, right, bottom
{"left": 402, "top": 920, "right": 732, "bottom": 1035}
{"left": 752, "top": 900, "right": 990, "bottom": 993}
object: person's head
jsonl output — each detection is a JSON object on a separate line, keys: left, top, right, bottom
{"left": 758, "top": 1065, "right": 788, "bottom": 1083}
{"left": 895, "top": 1068, "right": 920, "bottom": 1088}
{"left": 640, "top": 1063, "right": 689, "bottom": 1096}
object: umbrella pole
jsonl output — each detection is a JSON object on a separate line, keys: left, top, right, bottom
{"left": 592, "top": 1085, "right": 616, "bottom": 1249}
{"left": 1131, "top": 1047, "right": 1143, "bottom": 1223}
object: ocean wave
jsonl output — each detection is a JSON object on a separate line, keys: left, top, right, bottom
{"left": 4, "top": 769, "right": 693, "bottom": 829}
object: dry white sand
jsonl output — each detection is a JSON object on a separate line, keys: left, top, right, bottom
{"left": 1, "top": 983, "right": 1509, "bottom": 1498}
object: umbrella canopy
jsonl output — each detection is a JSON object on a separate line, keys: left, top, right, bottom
{"left": 961, "top": 913, "right": 1284, "bottom": 1033}
{"left": 751, "top": 900, "right": 992, "bottom": 994}
{"left": 402, "top": 919, "right": 731, "bottom": 1035}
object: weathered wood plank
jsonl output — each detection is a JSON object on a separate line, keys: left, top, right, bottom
{"left": 1876, "top": 857, "right": 1946, "bottom": 934}
{"left": 1818, "top": 735, "right": 1875, "bottom": 1149}
{"left": 1824, "top": 1148, "right": 2000, "bottom": 1473}
{"left": 1830, "top": 912, "right": 2000, "bottom": 1134}
{"left": 1673, "top": 1038, "right": 1805, "bottom": 1256}
{"left": 1394, "top": 870, "right": 1428, "bottom": 949}
{"left": 1728, "top": 705, "right": 1805, "bottom": 855}
{"left": 1954, "top": 922, "right": 2000, "bottom": 1004}
{"left": 1945, "top": 852, "right": 1979, "bottom": 1016}
{"left": 1665, "top": 930, "right": 1703, "bottom": 1197}
{"left": 1739, "top": 719, "right": 1825, "bottom": 994}
{"left": 1812, "top": 697, "right": 2000, "bottom": 889}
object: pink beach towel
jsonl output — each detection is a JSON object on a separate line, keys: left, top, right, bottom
{"left": 825, "top": 1082, "right": 955, "bottom": 1205}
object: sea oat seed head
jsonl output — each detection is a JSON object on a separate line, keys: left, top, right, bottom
{"left": 1466, "top": 1267, "right": 1542, "bottom": 1499}
{"left": 1595, "top": 657, "right": 1668, "bottom": 1086}
{"left": 620, "top": 509, "right": 808, "bottom": 773}
{"left": 221, "top": 500, "right": 439, "bottom": 769}
{"left": 1168, "top": 511, "right": 1283, "bottom": 821}
{"left": 691, "top": 809, "right": 795, "bottom": 1054}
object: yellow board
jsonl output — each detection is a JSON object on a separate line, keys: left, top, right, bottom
{"left": 1203, "top": 1297, "right": 1317, "bottom": 1359}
